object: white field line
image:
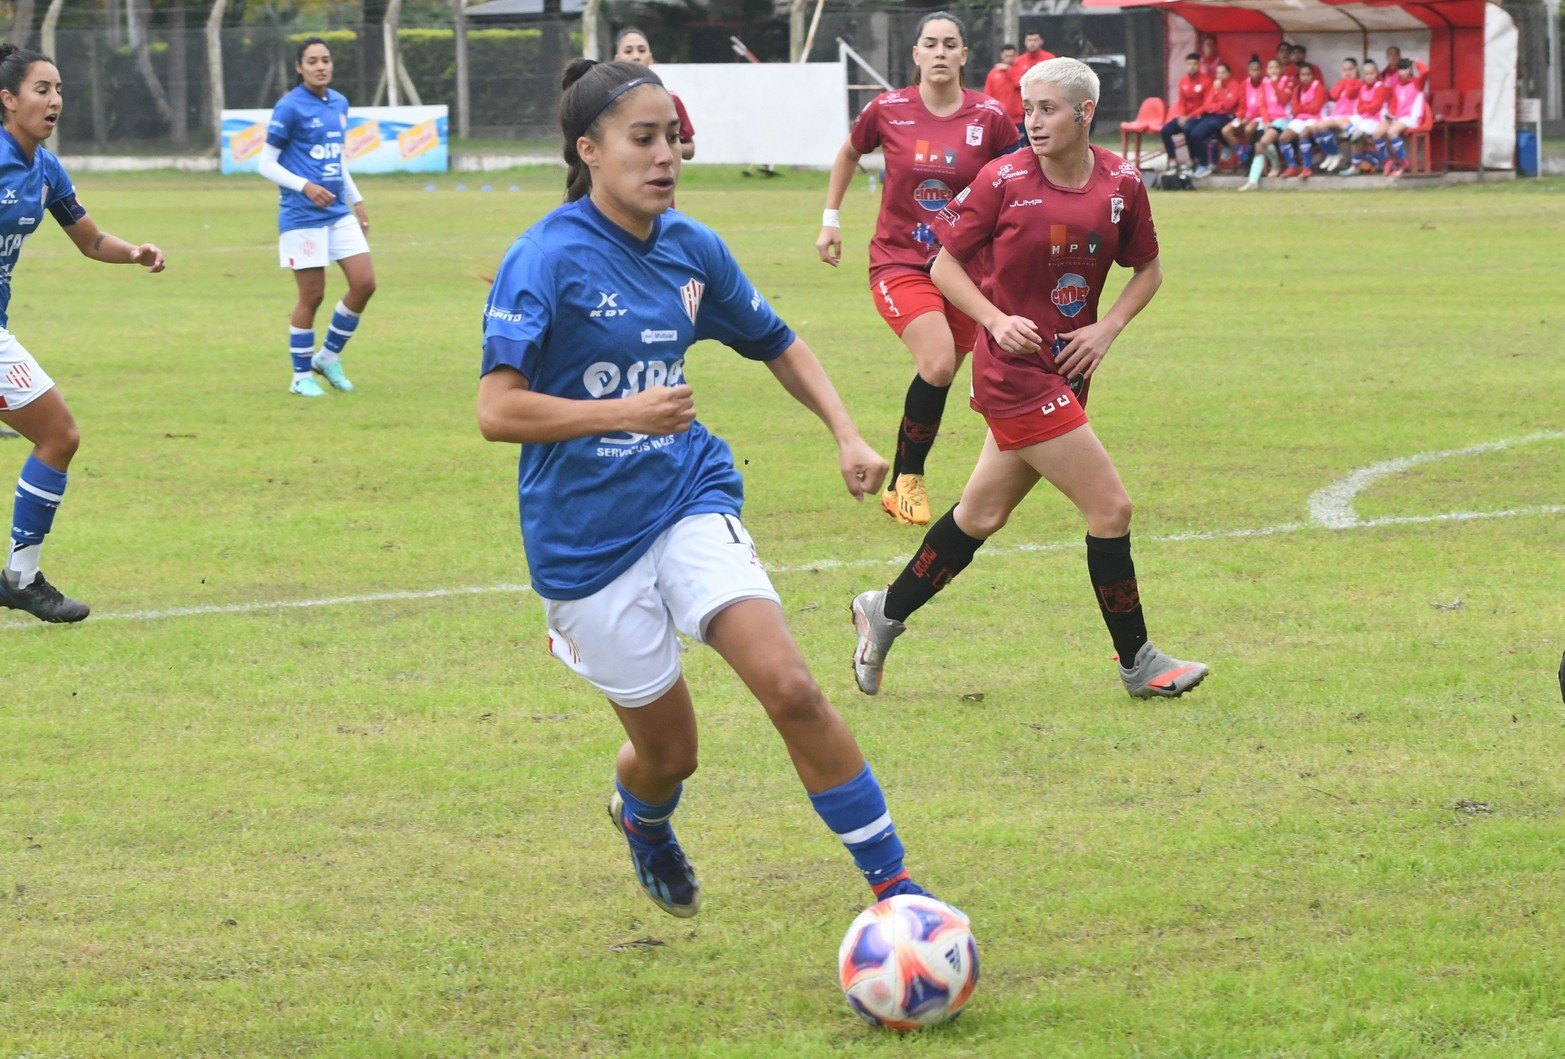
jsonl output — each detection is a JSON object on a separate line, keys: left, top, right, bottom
{"left": 1307, "top": 430, "right": 1565, "bottom": 529}
{"left": 4, "top": 505, "right": 1560, "bottom": 631}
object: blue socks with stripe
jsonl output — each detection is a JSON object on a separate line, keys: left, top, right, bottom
{"left": 316, "top": 301, "right": 361, "bottom": 365}
{"left": 7, "top": 454, "right": 66, "bottom": 587}
{"left": 289, "top": 327, "right": 314, "bottom": 377}
{"left": 615, "top": 779, "right": 680, "bottom": 852}
{"left": 809, "top": 763, "right": 913, "bottom": 896}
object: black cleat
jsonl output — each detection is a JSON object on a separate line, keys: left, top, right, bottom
{"left": 0, "top": 569, "right": 90, "bottom": 623}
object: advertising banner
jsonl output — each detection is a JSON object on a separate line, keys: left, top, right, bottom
{"left": 221, "top": 105, "right": 449, "bottom": 175}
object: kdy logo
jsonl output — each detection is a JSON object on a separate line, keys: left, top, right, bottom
{"left": 591, "top": 291, "right": 628, "bottom": 318}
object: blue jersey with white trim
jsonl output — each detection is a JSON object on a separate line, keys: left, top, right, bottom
{"left": 482, "top": 199, "right": 795, "bottom": 601}
{"left": 266, "top": 84, "right": 352, "bottom": 233}
{"left": 0, "top": 128, "right": 80, "bottom": 329}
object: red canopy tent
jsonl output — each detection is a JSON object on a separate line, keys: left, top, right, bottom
{"left": 1084, "top": 0, "right": 1517, "bottom": 170}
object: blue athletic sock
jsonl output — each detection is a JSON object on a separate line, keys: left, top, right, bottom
{"left": 289, "top": 327, "right": 314, "bottom": 375}
{"left": 1300, "top": 141, "right": 1314, "bottom": 167}
{"left": 1372, "top": 138, "right": 1388, "bottom": 164}
{"left": 808, "top": 764, "right": 908, "bottom": 892}
{"left": 8, "top": 454, "right": 67, "bottom": 586}
{"left": 1279, "top": 142, "right": 1297, "bottom": 167}
{"left": 1318, "top": 130, "right": 1338, "bottom": 155}
{"left": 317, "top": 301, "right": 361, "bottom": 364}
{"left": 615, "top": 779, "right": 680, "bottom": 853}
{"left": 1238, "top": 144, "right": 1253, "bottom": 165}
{"left": 1391, "top": 137, "right": 1407, "bottom": 163}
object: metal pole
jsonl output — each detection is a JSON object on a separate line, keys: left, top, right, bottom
{"left": 582, "top": 0, "right": 601, "bottom": 60}
{"left": 452, "top": 0, "right": 470, "bottom": 137}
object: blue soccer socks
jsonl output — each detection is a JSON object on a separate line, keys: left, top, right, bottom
{"left": 809, "top": 764, "right": 911, "bottom": 895}
{"left": 317, "top": 301, "right": 361, "bottom": 363}
{"left": 289, "top": 327, "right": 314, "bottom": 376}
{"left": 8, "top": 454, "right": 66, "bottom": 588}
{"left": 614, "top": 779, "right": 681, "bottom": 852}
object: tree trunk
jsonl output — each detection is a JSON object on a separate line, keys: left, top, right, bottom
{"left": 169, "top": 0, "right": 189, "bottom": 148}
{"left": 40, "top": 0, "right": 63, "bottom": 148}
{"left": 11, "top": 0, "right": 35, "bottom": 50}
{"left": 127, "top": 0, "right": 177, "bottom": 130}
{"left": 205, "top": 0, "right": 228, "bottom": 152}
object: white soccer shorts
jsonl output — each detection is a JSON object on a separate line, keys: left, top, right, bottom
{"left": 279, "top": 213, "right": 370, "bottom": 270}
{"left": 1348, "top": 115, "right": 1383, "bottom": 137}
{"left": 542, "top": 512, "right": 781, "bottom": 709}
{"left": 0, "top": 328, "right": 55, "bottom": 412}
{"left": 1286, "top": 118, "right": 1318, "bottom": 136}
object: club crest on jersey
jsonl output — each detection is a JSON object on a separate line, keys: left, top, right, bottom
{"left": 913, "top": 179, "right": 953, "bottom": 213}
{"left": 966, "top": 124, "right": 984, "bottom": 146}
{"left": 1110, "top": 196, "right": 1125, "bottom": 224}
{"left": 680, "top": 278, "right": 705, "bottom": 323}
{"left": 1051, "top": 273, "right": 1090, "bottom": 318}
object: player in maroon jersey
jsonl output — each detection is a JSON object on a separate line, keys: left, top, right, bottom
{"left": 817, "top": 12, "right": 1021, "bottom": 528}
{"left": 849, "top": 57, "right": 1208, "bottom": 701}
{"left": 613, "top": 28, "right": 694, "bottom": 160}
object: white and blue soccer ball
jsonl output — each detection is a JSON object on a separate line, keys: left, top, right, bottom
{"left": 837, "top": 893, "right": 979, "bottom": 1031}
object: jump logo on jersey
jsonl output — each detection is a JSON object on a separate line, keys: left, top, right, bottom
{"left": 680, "top": 278, "right": 705, "bottom": 323}
{"left": 913, "top": 179, "right": 953, "bottom": 213}
{"left": 1051, "top": 273, "right": 1090, "bottom": 318}
{"left": 591, "top": 291, "right": 628, "bottom": 318}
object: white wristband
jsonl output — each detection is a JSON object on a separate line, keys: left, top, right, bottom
{"left": 822, "top": 208, "right": 841, "bottom": 228}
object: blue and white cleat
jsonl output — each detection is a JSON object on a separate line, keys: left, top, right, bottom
{"left": 608, "top": 790, "right": 701, "bottom": 918}
{"left": 290, "top": 375, "right": 326, "bottom": 398}
{"left": 311, "top": 354, "right": 355, "bottom": 392}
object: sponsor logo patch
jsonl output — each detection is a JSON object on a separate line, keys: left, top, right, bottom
{"left": 1051, "top": 273, "right": 1090, "bottom": 318}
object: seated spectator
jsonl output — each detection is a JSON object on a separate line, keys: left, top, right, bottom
{"left": 1223, "top": 56, "right": 1268, "bottom": 173}
{"left": 1383, "top": 46, "right": 1429, "bottom": 91}
{"left": 1278, "top": 62, "right": 1326, "bottom": 177}
{"left": 1187, "top": 60, "right": 1239, "bottom": 177}
{"left": 1313, "top": 57, "right": 1362, "bottom": 171}
{"left": 1239, "top": 57, "right": 1294, "bottom": 190}
{"left": 1374, "top": 59, "right": 1429, "bottom": 176}
{"left": 1342, "top": 59, "right": 1392, "bottom": 176}
{"left": 1159, "top": 52, "right": 1213, "bottom": 173}
{"left": 1289, "top": 43, "right": 1325, "bottom": 87}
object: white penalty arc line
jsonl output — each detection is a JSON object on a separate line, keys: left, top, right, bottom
{"left": 4, "top": 503, "right": 1560, "bottom": 631}
{"left": 1307, "top": 430, "right": 1565, "bottom": 530}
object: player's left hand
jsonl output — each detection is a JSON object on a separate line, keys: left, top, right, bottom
{"left": 354, "top": 203, "right": 370, "bottom": 234}
{"left": 839, "top": 436, "right": 889, "bottom": 501}
{"left": 132, "top": 243, "right": 166, "bottom": 273}
{"left": 1053, "top": 320, "right": 1122, "bottom": 379}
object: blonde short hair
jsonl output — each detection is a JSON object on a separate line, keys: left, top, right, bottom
{"left": 1019, "top": 56, "right": 1100, "bottom": 105}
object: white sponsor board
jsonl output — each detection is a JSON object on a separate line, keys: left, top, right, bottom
{"left": 650, "top": 63, "right": 850, "bottom": 168}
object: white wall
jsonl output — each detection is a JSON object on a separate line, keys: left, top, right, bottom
{"left": 651, "top": 62, "right": 851, "bottom": 168}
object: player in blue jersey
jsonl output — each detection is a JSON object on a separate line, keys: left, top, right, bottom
{"left": 259, "top": 37, "right": 374, "bottom": 397}
{"left": 0, "top": 43, "right": 164, "bottom": 623}
{"left": 478, "top": 59, "right": 937, "bottom": 918}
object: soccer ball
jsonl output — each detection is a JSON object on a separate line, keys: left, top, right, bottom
{"left": 837, "top": 893, "right": 979, "bottom": 1031}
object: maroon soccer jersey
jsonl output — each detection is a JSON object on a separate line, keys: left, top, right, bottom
{"left": 931, "top": 146, "right": 1159, "bottom": 419}
{"left": 850, "top": 88, "right": 1020, "bottom": 282}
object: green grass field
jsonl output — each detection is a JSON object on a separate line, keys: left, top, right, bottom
{"left": 3, "top": 167, "right": 1563, "bottom": 1057}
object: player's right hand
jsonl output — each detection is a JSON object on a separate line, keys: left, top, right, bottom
{"left": 989, "top": 315, "right": 1042, "bottom": 355}
{"left": 304, "top": 182, "right": 336, "bottom": 207}
{"left": 816, "top": 227, "right": 841, "bottom": 267}
{"left": 625, "top": 384, "right": 696, "bottom": 436}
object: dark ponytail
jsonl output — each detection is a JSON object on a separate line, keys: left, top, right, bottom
{"left": 294, "top": 36, "right": 329, "bottom": 85}
{"left": 559, "top": 58, "right": 663, "bottom": 203}
{"left": 0, "top": 41, "right": 53, "bottom": 121}
{"left": 911, "top": 11, "right": 967, "bottom": 87}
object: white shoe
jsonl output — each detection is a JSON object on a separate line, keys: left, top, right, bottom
{"left": 1237, "top": 181, "right": 1259, "bottom": 192}
{"left": 850, "top": 589, "right": 906, "bottom": 696}
{"left": 1119, "top": 642, "right": 1210, "bottom": 699}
